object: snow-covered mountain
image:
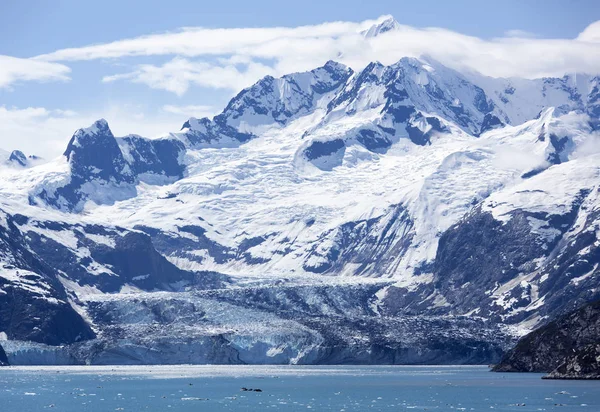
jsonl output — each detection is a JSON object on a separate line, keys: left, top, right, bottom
{"left": 0, "top": 149, "right": 43, "bottom": 169}
{"left": 361, "top": 16, "right": 402, "bottom": 38}
{"left": 1, "top": 35, "right": 599, "bottom": 365}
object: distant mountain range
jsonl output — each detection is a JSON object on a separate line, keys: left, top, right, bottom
{"left": 0, "top": 18, "right": 599, "bottom": 366}
{"left": 0, "top": 149, "right": 43, "bottom": 169}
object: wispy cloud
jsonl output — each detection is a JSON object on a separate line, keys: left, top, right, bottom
{"left": 33, "top": 16, "right": 600, "bottom": 94}
{"left": 0, "top": 106, "right": 83, "bottom": 157}
{"left": 162, "top": 104, "right": 216, "bottom": 118}
{"left": 34, "top": 19, "right": 377, "bottom": 61}
{"left": 0, "top": 105, "right": 187, "bottom": 158}
{"left": 0, "top": 56, "right": 71, "bottom": 89}
{"left": 102, "top": 57, "right": 274, "bottom": 95}
{"left": 503, "top": 29, "right": 537, "bottom": 39}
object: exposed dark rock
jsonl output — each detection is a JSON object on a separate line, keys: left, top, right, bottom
{"left": 134, "top": 224, "right": 234, "bottom": 268}
{"left": 356, "top": 129, "right": 393, "bottom": 152}
{"left": 63, "top": 119, "right": 132, "bottom": 184}
{"left": 303, "top": 139, "right": 346, "bottom": 161}
{"left": 118, "top": 135, "right": 186, "bottom": 179}
{"left": 0, "top": 281, "right": 95, "bottom": 345}
{"left": 406, "top": 115, "right": 447, "bottom": 146}
{"left": 479, "top": 113, "right": 504, "bottom": 134}
{"left": 8, "top": 150, "right": 27, "bottom": 167}
{"left": 35, "top": 120, "right": 187, "bottom": 212}
{"left": 302, "top": 205, "right": 413, "bottom": 276}
{"left": 543, "top": 344, "right": 600, "bottom": 379}
{"left": 183, "top": 61, "right": 353, "bottom": 148}
{"left": 0, "top": 210, "right": 96, "bottom": 345}
{"left": 431, "top": 190, "right": 596, "bottom": 323}
{"left": 0, "top": 344, "right": 8, "bottom": 366}
{"left": 433, "top": 209, "right": 550, "bottom": 320}
{"left": 493, "top": 299, "right": 600, "bottom": 374}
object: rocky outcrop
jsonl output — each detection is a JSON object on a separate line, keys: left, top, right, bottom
{"left": 118, "top": 135, "right": 186, "bottom": 180}
{"left": 493, "top": 299, "right": 600, "bottom": 375}
{"left": 8, "top": 150, "right": 28, "bottom": 167}
{"left": 0, "top": 344, "right": 9, "bottom": 366}
{"left": 544, "top": 344, "right": 600, "bottom": 379}
{"left": 0, "top": 210, "right": 96, "bottom": 346}
{"left": 33, "top": 120, "right": 187, "bottom": 212}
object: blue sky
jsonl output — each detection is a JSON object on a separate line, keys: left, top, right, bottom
{"left": 0, "top": 0, "right": 599, "bottom": 157}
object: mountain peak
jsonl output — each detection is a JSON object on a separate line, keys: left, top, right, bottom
{"left": 362, "top": 16, "right": 401, "bottom": 38}
{"left": 63, "top": 118, "right": 127, "bottom": 173}
{"left": 3, "top": 149, "right": 42, "bottom": 168}
{"left": 322, "top": 60, "right": 348, "bottom": 71}
{"left": 395, "top": 56, "right": 431, "bottom": 67}
{"left": 64, "top": 119, "right": 115, "bottom": 159}
{"left": 81, "top": 118, "right": 111, "bottom": 136}
{"left": 8, "top": 150, "right": 27, "bottom": 167}
{"left": 180, "top": 116, "right": 210, "bottom": 131}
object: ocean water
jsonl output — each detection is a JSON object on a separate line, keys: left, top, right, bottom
{"left": 0, "top": 365, "right": 598, "bottom": 411}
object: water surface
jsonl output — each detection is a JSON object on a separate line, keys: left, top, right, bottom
{"left": 1, "top": 365, "right": 598, "bottom": 411}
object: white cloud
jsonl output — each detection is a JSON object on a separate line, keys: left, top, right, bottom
{"left": 102, "top": 57, "right": 274, "bottom": 95}
{"left": 162, "top": 104, "right": 216, "bottom": 118}
{"left": 503, "top": 29, "right": 537, "bottom": 39}
{"left": 0, "top": 106, "right": 84, "bottom": 157}
{"left": 35, "top": 19, "right": 378, "bottom": 61}
{"left": 0, "top": 105, "right": 187, "bottom": 159}
{"left": 577, "top": 20, "right": 600, "bottom": 43}
{"left": 34, "top": 16, "right": 600, "bottom": 88}
{"left": 0, "top": 56, "right": 71, "bottom": 89}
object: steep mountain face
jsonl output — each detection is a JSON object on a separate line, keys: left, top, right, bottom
{"left": 297, "top": 57, "right": 501, "bottom": 170}
{"left": 176, "top": 61, "right": 353, "bottom": 148}
{"left": 474, "top": 73, "right": 600, "bottom": 127}
{"left": 118, "top": 134, "right": 186, "bottom": 181}
{"left": 0, "top": 208, "right": 95, "bottom": 345}
{"left": 8, "top": 150, "right": 28, "bottom": 167}
{"left": 1, "top": 39, "right": 600, "bottom": 365}
{"left": 544, "top": 344, "right": 600, "bottom": 379}
{"left": 428, "top": 162, "right": 600, "bottom": 324}
{"left": 29, "top": 119, "right": 186, "bottom": 212}
{"left": 0, "top": 201, "right": 227, "bottom": 351}
{"left": 361, "top": 16, "right": 402, "bottom": 38}
{"left": 326, "top": 58, "right": 497, "bottom": 135}
{"left": 494, "top": 299, "right": 600, "bottom": 378}
{"left": 0, "top": 344, "right": 8, "bottom": 366}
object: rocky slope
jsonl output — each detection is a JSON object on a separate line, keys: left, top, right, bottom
{"left": 0, "top": 344, "right": 8, "bottom": 366}
{"left": 0, "top": 20, "right": 599, "bottom": 364}
{"left": 493, "top": 299, "right": 600, "bottom": 378}
{"left": 544, "top": 344, "right": 600, "bottom": 379}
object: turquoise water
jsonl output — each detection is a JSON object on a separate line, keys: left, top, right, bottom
{"left": 0, "top": 365, "right": 599, "bottom": 411}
